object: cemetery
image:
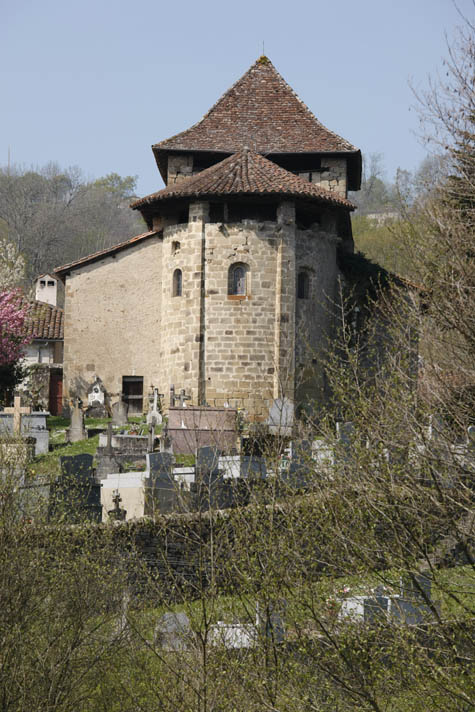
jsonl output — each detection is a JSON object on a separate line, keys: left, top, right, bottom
{"left": 0, "top": 31, "right": 473, "bottom": 707}
{"left": 1, "top": 388, "right": 473, "bottom": 528}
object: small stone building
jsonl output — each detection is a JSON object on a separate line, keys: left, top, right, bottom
{"left": 55, "top": 57, "right": 362, "bottom": 421}
{"left": 22, "top": 287, "right": 64, "bottom": 414}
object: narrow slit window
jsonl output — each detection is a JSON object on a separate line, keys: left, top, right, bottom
{"left": 173, "top": 268, "right": 183, "bottom": 297}
{"left": 297, "top": 271, "right": 309, "bottom": 299}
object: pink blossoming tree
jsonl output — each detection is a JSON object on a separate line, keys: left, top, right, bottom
{"left": 0, "top": 290, "right": 30, "bottom": 366}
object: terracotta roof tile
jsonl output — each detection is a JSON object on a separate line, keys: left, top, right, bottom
{"left": 132, "top": 149, "right": 355, "bottom": 210}
{"left": 54, "top": 230, "right": 159, "bottom": 276}
{"left": 24, "top": 301, "right": 64, "bottom": 341}
{"left": 154, "top": 57, "right": 358, "bottom": 156}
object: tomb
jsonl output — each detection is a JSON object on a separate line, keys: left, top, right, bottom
{"left": 167, "top": 405, "right": 238, "bottom": 455}
{"left": 0, "top": 396, "right": 50, "bottom": 456}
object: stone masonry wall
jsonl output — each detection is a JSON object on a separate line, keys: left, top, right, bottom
{"left": 63, "top": 237, "right": 163, "bottom": 408}
{"left": 167, "top": 154, "right": 193, "bottom": 184}
{"left": 62, "top": 202, "right": 343, "bottom": 421}
{"left": 295, "top": 225, "right": 339, "bottom": 408}
{"left": 159, "top": 204, "right": 207, "bottom": 407}
{"left": 202, "top": 219, "right": 280, "bottom": 420}
{"left": 310, "top": 157, "right": 347, "bottom": 198}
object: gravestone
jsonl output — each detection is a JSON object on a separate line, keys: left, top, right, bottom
{"left": 107, "top": 489, "right": 127, "bottom": 521}
{"left": 146, "top": 387, "right": 163, "bottom": 427}
{"left": 256, "top": 601, "right": 286, "bottom": 644}
{"left": 336, "top": 421, "right": 354, "bottom": 463}
{"left": 0, "top": 407, "right": 50, "bottom": 456}
{"left": 284, "top": 440, "right": 312, "bottom": 489}
{"left": 144, "top": 452, "right": 177, "bottom": 515}
{"left": 112, "top": 398, "right": 128, "bottom": 426}
{"left": 50, "top": 453, "right": 102, "bottom": 522}
{"left": 154, "top": 612, "right": 191, "bottom": 651}
{"left": 95, "top": 423, "right": 121, "bottom": 480}
{"left": 209, "top": 622, "right": 257, "bottom": 648}
{"left": 363, "top": 588, "right": 389, "bottom": 624}
{"left": 267, "top": 397, "right": 294, "bottom": 436}
{"left": 240, "top": 455, "right": 267, "bottom": 479}
{"left": 66, "top": 401, "right": 86, "bottom": 443}
{"left": 192, "top": 446, "right": 222, "bottom": 511}
{"left": 196, "top": 446, "right": 220, "bottom": 480}
{"left": 3, "top": 395, "right": 31, "bottom": 435}
{"left": 86, "top": 377, "right": 107, "bottom": 418}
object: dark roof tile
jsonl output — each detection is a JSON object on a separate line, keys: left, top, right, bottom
{"left": 154, "top": 57, "right": 358, "bottom": 156}
{"left": 24, "top": 301, "right": 64, "bottom": 341}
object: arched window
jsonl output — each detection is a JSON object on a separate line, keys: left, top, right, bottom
{"left": 172, "top": 268, "right": 182, "bottom": 297}
{"left": 297, "top": 271, "right": 309, "bottom": 299}
{"left": 228, "top": 263, "right": 248, "bottom": 296}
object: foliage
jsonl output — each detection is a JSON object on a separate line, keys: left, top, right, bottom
{"left": 0, "top": 455, "right": 132, "bottom": 712}
{"left": 0, "top": 236, "right": 25, "bottom": 289}
{"left": 0, "top": 289, "right": 31, "bottom": 366}
{"left": 0, "top": 164, "right": 146, "bottom": 280}
{"left": 0, "top": 360, "right": 26, "bottom": 407}
{"left": 351, "top": 215, "right": 415, "bottom": 279}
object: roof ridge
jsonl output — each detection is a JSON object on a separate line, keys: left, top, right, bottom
{"left": 54, "top": 230, "right": 159, "bottom": 276}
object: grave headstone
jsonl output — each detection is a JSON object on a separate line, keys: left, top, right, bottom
{"left": 256, "top": 601, "right": 286, "bottom": 644}
{"left": 86, "top": 377, "right": 108, "bottom": 418}
{"left": 209, "top": 622, "right": 256, "bottom": 648}
{"left": 192, "top": 446, "right": 223, "bottom": 511}
{"left": 66, "top": 401, "right": 86, "bottom": 443}
{"left": 240, "top": 455, "right": 267, "bottom": 479}
{"left": 196, "top": 446, "right": 220, "bottom": 480}
{"left": 284, "top": 440, "right": 312, "bottom": 489}
{"left": 3, "top": 396, "right": 31, "bottom": 435}
{"left": 144, "top": 452, "right": 177, "bottom": 515}
{"left": 0, "top": 407, "right": 50, "bottom": 456}
{"left": 177, "top": 389, "right": 191, "bottom": 407}
{"left": 363, "top": 590, "right": 389, "bottom": 624}
{"left": 50, "top": 453, "right": 102, "bottom": 522}
{"left": 112, "top": 397, "right": 128, "bottom": 426}
{"left": 146, "top": 387, "right": 163, "bottom": 427}
{"left": 267, "top": 397, "right": 294, "bottom": 436}
{"left": 155, "top": 612, "right": 191, "bottom": 651}
{"left": 95, "top": 424, "right": 121, "bottom": 480}
{"left": 107, "top": 489, "right": 127, "bottom": 521}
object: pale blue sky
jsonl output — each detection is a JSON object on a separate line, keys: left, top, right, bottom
{"left": 1, "top": 0, "right": 473, "bottom": 196}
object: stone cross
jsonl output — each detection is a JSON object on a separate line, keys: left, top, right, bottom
{"left": 177, "top": 389, "right": 191, "bottom": 408}
{"left": 4, "top": 396, "right": 31, "bottom": 435}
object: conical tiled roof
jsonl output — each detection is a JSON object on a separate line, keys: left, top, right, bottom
{"left": 155, "top": 57, "right": 358, "bottom": 156}
{"left": 131, "top": 149, "right": 355, "bottom": 210}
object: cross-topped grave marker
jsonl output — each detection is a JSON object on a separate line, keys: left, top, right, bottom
{"left": 177, "top": 389, "right": 191, "bottom": 408}
{"left": 4, "top": 396, "right": 31, "bottom": 435}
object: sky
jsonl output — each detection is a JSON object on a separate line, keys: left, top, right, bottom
{"left": 1, "top": 0, "right": 473, "bottom": 196}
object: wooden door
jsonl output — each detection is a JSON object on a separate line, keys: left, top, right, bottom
{"left": 48, "top": 371, "right": 63, "bottom": 415}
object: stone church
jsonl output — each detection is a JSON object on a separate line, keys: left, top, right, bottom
{"left": 55, "top": 56, "right": 362, "bottom": 421}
